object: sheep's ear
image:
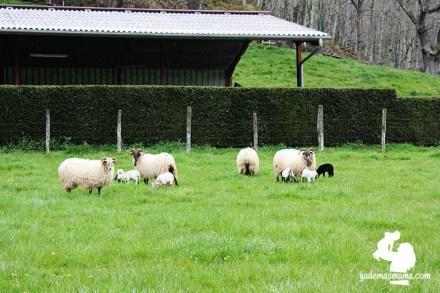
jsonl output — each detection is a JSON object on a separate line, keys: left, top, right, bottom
{"left": 101, "top": 158, "right": 107, "bottom": 165}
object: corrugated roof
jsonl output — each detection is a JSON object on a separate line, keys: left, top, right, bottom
{"left": 0, "top": 5, "right": 330, "bottom": 41}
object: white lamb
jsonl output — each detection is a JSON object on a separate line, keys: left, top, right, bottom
{"left": 152, "top": 172, "right": 177, "bottom": 188}
{"left": 273, "top": 148, "right": 316, "bottom": 180}
{"left": 236, "top": 147, "right": 259, "bottom": 176}
{"left": 281, "top": 168, "right": 295, "bottom": 182}
{"left": 115, "top": 169, "right": 140, "bottom": 184}
{"left": 131, "top": 149, "right": 178, "bottom": 185}
{"left": 58, "top": 157, "right": 116, "bottom": 195}
{"left": 301, "top": 168, "right": 318, "bottom": 183}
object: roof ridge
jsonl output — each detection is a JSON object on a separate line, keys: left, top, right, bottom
{"left": 0, "top": 4, "right": 270, "bottom": 15}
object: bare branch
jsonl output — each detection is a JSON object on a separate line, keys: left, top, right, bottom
{"left": 426, "top": 3, "right": 440, "bottom": 14}
{"left": 395, "top": 0, "right": 418, "bottom": 25}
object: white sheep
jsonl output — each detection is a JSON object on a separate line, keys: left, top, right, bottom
{"left": 152, "top": 172, "right": 177, "bottom": 188}
{"left": 58, "top": 157, "right": 116, "bottom": 195}
{"left": 131, "top": 149, "right": 178, "bottom": 185}
{"left": 273, "top": 148, "right": 316, "bottom": 180}
{"left": 236, "top": 147, "right": 260, "bottom": 176}
{"left": 301, "top": 168, "right": 318, "bottom": 183}
{"left": 115, "top": 169, "right": 140, "bottom": 184}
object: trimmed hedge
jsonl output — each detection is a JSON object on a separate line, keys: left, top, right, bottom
{"left": 0, "top": 86, "right": 438, "bottom": 147}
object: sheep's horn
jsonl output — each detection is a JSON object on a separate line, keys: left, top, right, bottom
{"left": 130, "top": 149, "right": 135, "bottom": 155}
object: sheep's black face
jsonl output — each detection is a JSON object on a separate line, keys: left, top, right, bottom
{"left": 301, "top": 149, "right": 315, "bottom": 167}
{"left": 130, "top": 149, "right": 143, "bottom": 166}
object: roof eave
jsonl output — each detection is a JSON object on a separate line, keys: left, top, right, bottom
{"left": 0, "top": 29, "right": 331, "bottom": 42}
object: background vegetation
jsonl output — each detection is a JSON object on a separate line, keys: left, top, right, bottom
{"left": 234, "top": 44, "right": 440, "bottom": 97}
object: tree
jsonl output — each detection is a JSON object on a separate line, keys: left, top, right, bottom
{"left": 395, "top": 0, "right": 440, "bottom": 73}
{"left": 349, "top": 0, "right": 365, "bottom": 57}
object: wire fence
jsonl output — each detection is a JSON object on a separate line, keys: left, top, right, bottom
{"left": 0, "top": 105, "right": 438, "bottom": 152}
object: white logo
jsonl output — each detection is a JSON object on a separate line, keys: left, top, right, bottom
{"left": 372, "top": 231, "right": 416, "bottom": 286}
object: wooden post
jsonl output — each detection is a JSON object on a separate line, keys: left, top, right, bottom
{"left": 317, "top": 105, "right": 324, "bottom": 151}
{"left": 186, "top": 106, "right": 192, "bottom": 153}
{"left": 117, "top": 109, "right": 122, "bottom": 153}
{"left": 381, "top": 108, "right": 387, "bottom": 153}
{"left": 253, "top": 112, "right": 258, "bottom": 151}
{"left": 45, "top": 109, "right": 50, "bottom": 154}
{"left": 295, "top": 42, "right": 304, "bottom": 88}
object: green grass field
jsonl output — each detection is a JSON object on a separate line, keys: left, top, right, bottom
{"left": 235, "top": 44, "right": 440, "bottom": 97}
{"left": 0, "top": 144, "right": 438, "bottom": 291}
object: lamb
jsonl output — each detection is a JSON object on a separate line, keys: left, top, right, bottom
{"left": 131, "top": 149, "right": 178, "bottom": 185}
{"left": 58, "top": 157, "right": 116, "bottom": 195}
{"left": 236, "top": 147, "right": 260, "bottom": 176}
{"left": 301, "top": 168, "right": 318, "bottom": 183}
{"left": 152, "top": 172, "right": 177, "bottom": 188}
{"left": 281, "top": 168, "right": 295, "bottom": 182}
{"left": 273, "top": 148, "right": 316, "bottom": 180}
{"left": 115, "top": 169, "right": 140, "bottom": 184}
{"left": 317, "top": 163, "right": 334, "bottom": 177}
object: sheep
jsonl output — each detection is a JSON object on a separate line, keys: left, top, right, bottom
{"left": 317, "top": 163, "right": 334, "bottom": 177}
{"left": 58, "top": 157, "right": 116, "bottom": 195}
{"left": 301, "top": 168, "right": 318, "bottom": 183}
{"left": 273, "top": 148, "right": 316, "bottom": 180}
{"left": 281, "top": 168, "right": 295, "bottom": 182}
{"left": 115, "top": 169, "right": 140, "bottom": 184}
{"left": 152, "top": 172, "right": 177, "bottom": 188}
{"left": 236, "top": 147, "right": 259, "bottom": 176}
{"left": 131, "top": 149, "right": 178, "bottom": 185}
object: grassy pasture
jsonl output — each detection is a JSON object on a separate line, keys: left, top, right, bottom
{"left": 0, "top": 144, "right": 439, "bottom": 291}
{"left": 235, "top": 44, "right": 440, "bottom": 97}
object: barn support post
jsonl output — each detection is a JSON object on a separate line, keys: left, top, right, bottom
{"left": 295, "top": 42, "right": 304, "bottom": 88}
{"left": 295, "top": 39, "right": 323, "bottom": 88}
{"left": 381, "top": 108, "right": 387, "bottom": 153}
{"left": 117, "top": 109, "right": 122, "bottom": 153}
{"left": 317, "top": 105, "right": 324, "bottom": 151}
{"left": 186, "top": 106, "right": 192, "bottom": 153}
{"left": 253, "top": 112, "right": 258, "bottom": 151}
{"left": 45, "top": 109, "right": 50, "bottom": 154}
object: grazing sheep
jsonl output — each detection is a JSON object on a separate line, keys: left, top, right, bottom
{"left": 131, "top": 149, "right": 178, "bottom": 185}
{"left": 273, "top": 148, "right": 316, "bottom": 180}
{"left": 115, "top": 169, "right": 140, "bottom": 184}
{"left": 236, "top": 147, "right": 260, "bottom": 176}
{"left": 58, "top": 157, "right": 116, "bottom": 195}
{"left": 301, "top": 168, "right": 318, "bottom": 183}
{"left": 317, "top": 163, "right": 334, "bottom": 177}
{"left": 281, "top": 168, "right": 294, "bottom": 182}
{"left": 152, "top": 172, "right": 177, "bottom": 188}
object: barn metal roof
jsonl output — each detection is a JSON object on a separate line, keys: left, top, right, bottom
{"left": 0, "top": 5, "right": 330, "bottom": 41}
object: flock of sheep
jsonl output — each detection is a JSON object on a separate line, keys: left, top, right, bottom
{"left": 58, "top": 147, "right": 334, "bottom": 195}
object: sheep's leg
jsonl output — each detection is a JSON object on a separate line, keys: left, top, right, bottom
{"left": 98, "top": 187, "right": 101, "bottom": 195}
{"left": 144, "top": 178, "right": 149, "bottom": 184}
{"left": 88, "top": 188, "right": 93, "bottom": 195}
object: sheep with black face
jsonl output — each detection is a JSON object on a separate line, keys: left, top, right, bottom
{"left": 273, "top": 148, "right": 316, "bottom": 180}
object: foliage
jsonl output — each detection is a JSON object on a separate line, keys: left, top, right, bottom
{"left": 234, "top": 44, "right": 440, "bottom": 97}
{"left": 0, "top": 145, "right": 439, "bottom": 291}
{"left": 1, "top": 85, "right": 438, "bottom": 146}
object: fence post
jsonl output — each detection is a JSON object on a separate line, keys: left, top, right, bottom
{"left": 186, "top": 106, "right": 192, "bottom": 153}
{"left": 117, "top": 109, "right": 122, "bottom": 153}
{"left": 45, "top": 109, "right": 50, "bottom": 154}
{"left": 253, "top": 112, "right": 258, "bottom": 151}
{"left": 381, "top": 108, "right": 387, "bottom": 153}
{"left": 317, "top": 105, "right": 324, "bottom": 151}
